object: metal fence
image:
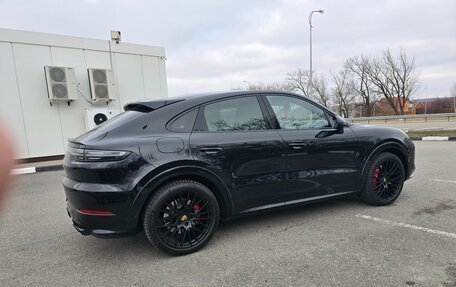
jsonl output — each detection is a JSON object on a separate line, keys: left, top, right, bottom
{"left": 346, "top": 113, "right": 456, "bottom": 123}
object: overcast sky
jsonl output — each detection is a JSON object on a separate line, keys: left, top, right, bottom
{"left": 1, "top": 0, "right": 455, "bottom": 98}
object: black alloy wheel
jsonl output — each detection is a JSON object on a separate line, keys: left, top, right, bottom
{"left": 143, "top": 180, "right": 219, "bottom": 255}
{"left": 361, "top": 152, "right": 405, "bottom": 206}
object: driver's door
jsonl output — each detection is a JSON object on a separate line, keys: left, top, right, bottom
{"left": 262, "top": 94, "right": 362, "bottom": 201}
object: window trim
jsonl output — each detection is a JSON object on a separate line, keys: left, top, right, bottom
{"left": 193, "top": 95, "right": 271, "bottom": 133}
{"left": 165, "top": 106, "right": 200, "bottom": 133}
{"left": 261, "top": 93, "right": 334, "bottom": 131}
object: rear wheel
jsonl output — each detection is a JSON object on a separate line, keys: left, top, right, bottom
{"left": 360, "top": 152, "right": 405, "bottom": 206}
{"left": 143, "top": 180, "right": 219, "bottom": 256}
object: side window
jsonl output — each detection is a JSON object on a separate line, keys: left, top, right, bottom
{"left": 266, "top": 95, "right": 330, "bottom": 129}
{"left": 201, "top": 97, "right": 267, "bottom": 132}
{"left": 168, "top": 108, "right": 198, "bottom": 132}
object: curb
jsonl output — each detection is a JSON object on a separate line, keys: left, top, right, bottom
{"left": 11, "top": 164, "right": 63, "bottom": 175}
{"left": 411, "top": 136, "right": 456, "bottom": 141}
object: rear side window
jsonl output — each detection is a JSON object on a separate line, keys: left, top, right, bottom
{"left": 95, "top": 111, "right": 141, "bottom": 132}
{"left": 200, "top": 97, "right": 266, "bottom": 132}
{"left": 168, "top": 109, "right": 198, "bottom": 132}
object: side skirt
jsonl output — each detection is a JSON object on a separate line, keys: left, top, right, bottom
{"left": 240, "top": 191, "right": 355, "bottom": 214}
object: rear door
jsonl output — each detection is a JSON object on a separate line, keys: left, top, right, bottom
{"left": 262, "top": 94, "right": 361, "bottom": 201}
{"left": 190, "top": 95, "right": 287, "bottom": 213}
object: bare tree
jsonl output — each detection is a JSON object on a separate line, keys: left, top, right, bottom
{"left": 285, "top": 69, "right": 312, "bottom": 98}
{"left": 311, "top": 73, "right": 330, "bottom": 107}
{"left": 250, "top": 82, "right": 294, "bottom": 92}
{"left": 232, "top": 49, "right": 421, "bottom": 117}
{"left": 232, "top": 81, "right": 294, "bottom": 92}
{"left": 285, "top": 69, "right": 330, "bottom": 107}
{"left": 364, "top": 49, "right": 421, "bottom": 115}
{"left": 345, "top": 55, "right": 379, "bottom": 116}
{"left": 331, "top": 69, "right": 357, "bottom": 118}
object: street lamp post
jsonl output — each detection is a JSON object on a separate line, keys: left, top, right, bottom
{"left": 309, "top": 9, "right": 324, "bottom": 94}
{"left": 452, "top": 87, "right": 456, "bottom": 113}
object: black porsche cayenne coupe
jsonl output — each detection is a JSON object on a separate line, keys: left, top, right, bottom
{"left": 63, "top": 91, "right": 415, "bottom": 255}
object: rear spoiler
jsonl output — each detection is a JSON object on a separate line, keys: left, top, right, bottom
{"left": 123, "top": 99, "right": 184, "bottom": 112}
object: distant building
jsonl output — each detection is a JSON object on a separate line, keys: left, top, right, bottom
{"left": 410, "top": 97, "right": 455, "bottom": 114}
{"left": 352, "top": 96, "right": 456, "bottom": 117}
{"left": 372, "top": 97, "right": 412, "bottom": 116}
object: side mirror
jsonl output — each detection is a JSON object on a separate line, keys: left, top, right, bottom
{"left": 315, "top": 116, "right": 344, "bottom": 138}
{"left": 333, "top": 116, "right": 344, "bottom": 134}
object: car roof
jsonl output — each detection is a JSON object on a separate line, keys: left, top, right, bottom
{"left": 172, "top": 91, "right": 341, "bottom": 121}
{"left": 130, "top": 90, "right": 303, "bottom": 108}
{"left": 169, "top": 90, "right": 286, "bottom": 101}
{"left": 124, "top": 90, "right": 343, "bottom": 122}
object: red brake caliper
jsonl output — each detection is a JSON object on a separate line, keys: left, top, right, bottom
{"left": 373, "top": 167, "right": 380, "bottom": 188}
{"left": 192, "top": 203, "right": 202, "bottom": 224}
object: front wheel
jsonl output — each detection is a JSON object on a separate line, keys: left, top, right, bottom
{"left": 143, "top": 180, "right": 219, "bottom": 256}
{"left": 360, "top": 152, "right": 405, "bottom": 206}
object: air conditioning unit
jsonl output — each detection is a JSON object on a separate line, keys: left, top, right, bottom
{"left": 44, "top": 66, "right": 78, "bottom": 105}
{"left": 84, "top": 108, "right": 121, "bottom": 131}
{"left": 88, "top": 68, "right": 117, "bottom": 102}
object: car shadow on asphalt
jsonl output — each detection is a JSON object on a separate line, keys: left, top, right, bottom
{"left": 218, "top": 195, "right": 362, "bottom": 231}
{"left": 76, "top": 195, "right": 365, "bottom": 259}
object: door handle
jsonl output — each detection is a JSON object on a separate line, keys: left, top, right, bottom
{"left": 200, "top": 147, "right": 223, "bottom": 154}
{"left": 289, "top": 142, "right": 307, "bottom": 150}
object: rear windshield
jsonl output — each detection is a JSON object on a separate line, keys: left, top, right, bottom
{"left": 95, "top": 111, "right": 143, "bottom": 132}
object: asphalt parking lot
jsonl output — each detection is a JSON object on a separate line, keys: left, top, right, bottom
{"left": 1, "top": 141, "right": 456, "bottom": 286}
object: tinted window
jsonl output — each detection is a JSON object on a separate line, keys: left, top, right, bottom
{"left": 266, "top": 95, "right": 329, "bottom": 129}
{"left": 169, "top": 109, "right": 198, "bottom": 132}
{"left": 201, "top": 97, "right": 266, "bottom": 132}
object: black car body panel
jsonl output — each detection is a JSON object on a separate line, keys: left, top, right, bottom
{"left": 62, "top": 91, "right": 415, "bottom": 237}
{"left": 348, "top": 124, "right": 415, "bottom": 181}
{"left": 190, "top": 129, "right": 287, "bottom": 213}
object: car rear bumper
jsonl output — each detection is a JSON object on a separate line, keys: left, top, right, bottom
{"left": 63, "top": 177, "right": 139, "bottom": 238}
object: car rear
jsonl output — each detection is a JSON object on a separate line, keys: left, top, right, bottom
{"left": 62, "top": 101, "right": 179, "bottom": 237}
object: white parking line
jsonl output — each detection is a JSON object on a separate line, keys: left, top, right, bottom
{"left": 356, "top": 214, "right": 456, "bottom": 239}
{"left": 10, "top": 167, "right": 36, "bottom": 175}
{"left": 422, "top": 136, "right": 449, "bottom": 141}
{"left": 431, "top": 179, "right": 456, "bottom": 184}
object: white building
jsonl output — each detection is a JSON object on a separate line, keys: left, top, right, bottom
{"left": 0, "top": 28, "right": 167, "bottom": 159}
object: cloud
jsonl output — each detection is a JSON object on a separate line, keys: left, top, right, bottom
{"left": 1, "top": 0, "right": 455, "bottom": 97}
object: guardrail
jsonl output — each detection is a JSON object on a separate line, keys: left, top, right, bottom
{"left": 347, "top": 113, "right": 456, "bottom": 123}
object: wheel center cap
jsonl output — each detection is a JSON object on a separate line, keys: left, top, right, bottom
{"left": 180, "top": 215, "right": 188, "bottom": 221}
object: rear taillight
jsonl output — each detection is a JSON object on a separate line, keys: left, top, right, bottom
{"left": 67, "top": 147, "right": 130, "bottom": 162}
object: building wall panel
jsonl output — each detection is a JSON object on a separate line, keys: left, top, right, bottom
{"left": 114, "top": 53, "right": 145, "bottom": 107}
{"left": 0, "top": 42, "right": 29, "bottom": 158}
{"left": 12, "top": 43, "right": 64, "bottom": 157}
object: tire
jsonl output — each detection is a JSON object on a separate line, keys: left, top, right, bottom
{"left": 143, "top": 179, "right": 219, "bottom": 256}
{"left": 360, "top": 152, "right": 405, "bottom": 206}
